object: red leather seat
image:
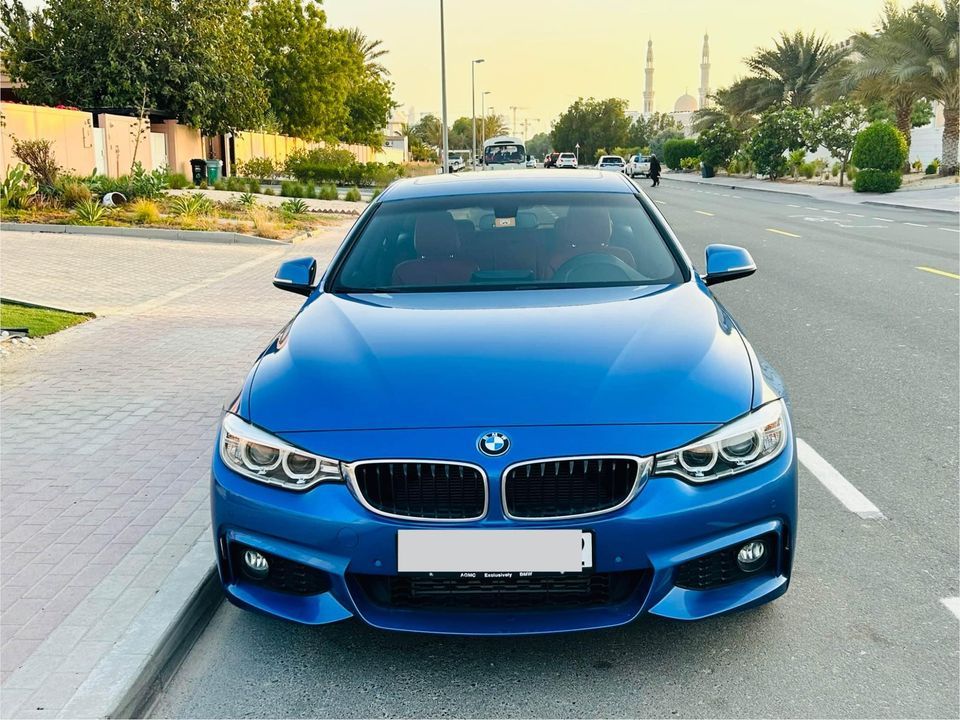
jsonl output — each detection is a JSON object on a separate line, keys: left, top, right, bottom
{"left": 542, "top": 207, "right": 635, "bottom": 278}
{"left": 393, "top": 213, "right": 478, "bottom": 286}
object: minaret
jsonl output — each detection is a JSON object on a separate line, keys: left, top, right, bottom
{"left": 698, "top": 33, "right": 711, "bottom": 109}
{"left": 643, "top": 39, "right": 655, "bottom": 115}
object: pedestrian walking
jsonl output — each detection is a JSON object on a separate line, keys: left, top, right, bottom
{"left": 649, "top": 154, "right": 661, "bottom": 187}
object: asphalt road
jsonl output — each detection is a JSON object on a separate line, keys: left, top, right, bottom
{"left": 151, "top": 181, "right": 959, "bottom": 719}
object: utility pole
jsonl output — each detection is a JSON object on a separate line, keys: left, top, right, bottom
{"left": 471, "top": 59, "right": 484, "bottom": 169}
{"left": 520, "top": 118, "right": 540, "bottom": 142}
{"left": 509, "top": 106, "right": 524, "bottom": 136}
{"left": 439, "top": 0, "right": 449, "bottom": 173}
{"left": 481, "top": 91, "right": 492, "bottom": 164}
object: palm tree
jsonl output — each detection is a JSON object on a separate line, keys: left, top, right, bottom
{"left": 724, "top": 31, "right": 850, "bottom": 115}
{"left": 343, "top": 27, "right": 389, "bottom": 76}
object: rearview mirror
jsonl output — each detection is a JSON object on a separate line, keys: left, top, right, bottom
{"left": 703, "top": 244, "right": 756, "bottom": 286}
{"left": 273, "top": 257, "right": 317, "bottom": 296}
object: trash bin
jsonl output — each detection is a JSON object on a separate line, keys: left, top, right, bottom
{"left": 701, "top": 164, "right": 715, "bottom": 179}
{"left": 189, "top": 159, "right": 206, "bottom": 186}
{"left": 206, "top": 159, "right": 223, "bottom": 185}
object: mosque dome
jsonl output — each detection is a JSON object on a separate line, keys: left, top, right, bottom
{"left": 674, "top": 93, "right": 697, "bottom": 113}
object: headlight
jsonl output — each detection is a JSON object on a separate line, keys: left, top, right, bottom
{"left": 219, "top": 413, "right": 342, "bottom": 490}
{"left": 653, "top": 400, "right": 787, "bottom": 483}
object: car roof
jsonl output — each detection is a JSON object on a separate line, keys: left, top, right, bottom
{"left": 377, "top": 169, "right": 635, "bottom": 201}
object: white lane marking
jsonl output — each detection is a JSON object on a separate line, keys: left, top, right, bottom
{"left": 939, "top": 227, "right": 960, "bottom": 234}
{"left": 904, "top": 222, "right": 927, "bottom": 228}
{"left": 847, "top": 213, "right": 864, "bottom": 217}
{"left": 796, "top": 438, "right": 885, "bottom": 520}
{"left": 872, "top": 217, "right": 893, "bottom": 222}
{"left": 732, "top": 195, "right": 742, "bottom": 199}
{"left": 654, "top": 200, "right": 666, "bottom": 205}
{"left": 788, "top": 204, "right": 801, "bottom": 208}
{"left": 823, "top": 209, "right": 841, "bottom": 214}
{"left": 804, "top": 206, "right": 821, "bottom": 211}
{"left": 942, "top": 597, "right": 960, "bottom": 620}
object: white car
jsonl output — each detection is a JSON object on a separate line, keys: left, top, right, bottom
{"left": 625, "top": 154, "right": 652, "bottom": 178}
{"left": 525, "top": 155, "right": 537, "bottom": 168}
{"left": 597, "top": 155, "right": 626, "bottom": 172}
{"left": 556, "top": 152, "right": 578, "bottom": 169}
{"left": 447, "top": 156, "right": 465, "bottom": 173}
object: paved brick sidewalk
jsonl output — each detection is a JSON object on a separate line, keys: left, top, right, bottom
{"left": 0, "top": 221, "right": 351, "bottom": 715}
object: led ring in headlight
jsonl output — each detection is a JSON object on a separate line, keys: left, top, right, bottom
{"left": 220, "top": 413, "right": 342, "bottom": 490}
{"left": 654, "top": 400, "right": 788, "bottom": 483}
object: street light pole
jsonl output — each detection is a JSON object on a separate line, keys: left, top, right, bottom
{"left": 439, "top": 0, "right": 449, "bottom": 173}
{"left": 509, "top": 106, "right": 524, "bottom": 137}
{"left": 471, "top": 59, "right": 484, "bottom": 170}
{"left": 481, "top": 91, "right": 492, "bottom": 161}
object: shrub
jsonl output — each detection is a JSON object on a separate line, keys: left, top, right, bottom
{"left": 213, "top": 179, "right": 227, "bottom": 191}
{"left": 846, "top": 165, "right": 858, "bottom": 182}
{"left": 263, "top": 187, "right": 275, "bottom": 196}
{"left": 831, "top": 162, "right": 841, "bottom": 177}
{"left": 851, "top": 122, "right": 907, "bottom": 172}
{"left": 911, "top": 159, "right": 923, "bottom": 173}
{"left": 238, "top": 192, "right": 256, "bottom": 208}
{"left": 698, "top": 120, "right": 741, "bottom": 172}
{"left": 925, "top": 158, "right": 941, "bottom": 175}
{"left": 237, "top": 156, "right": 277, "bottom": 180}
{"left": 303, "top": 184, "right": 317, "bottom": 199}
{"left": 12, "top": 138, "right": 59, "bottom": 190}
{"left": 280, "top": 197, "right": 309, "bottom": 215}
{"left": 246, "top": 178, "right": 261, "bottom": 193}
{"left": 800, "top": 162, "right": 816, "bottom": 179}
{"left": 679, "top": 156, "right": 700, "bottom": 171}
{"left": 663, "top": 138, "right": 700, "bottom": 170}
{"left": 72, "top": 198, "right": 106, "bottom": 224}
{"left": 727, "top": 159, "right": 740, "bottom": 175}
{"left": 280, "top": 180, "right": 307, "bottom": 198}
{"left": 787, "top": 149, "right": 807, "bottom": 177}
{"left": 0, "top": 164, "right": 39, "bottom": 210}
{"left": 371, "top": 188, "right": 382, "bottom": 200}
{"left": 249, "top": 206, "right": 283, "bottom": 239}
{"left": 170, "top": 193, "right": 213, "bottom": 217}
{"left": 853, "top": 168, "right": 902, "bottom": 193}
{"left": 129, "top": 162, "right": 167, "bottom": 199}
{"left": 344, "top": 186, "right": 362, "bottom": 202}
{"left": 168, "top": 172, "right": 190, "bottom": 189}
{"left": 318, "top": 184, "right": 338, "bottom": 200}
{"left": 57, "top": 180, "right": 92, "bottom": 207}
{"left": 130, "top": 198, "right": 161, "bottom": 224}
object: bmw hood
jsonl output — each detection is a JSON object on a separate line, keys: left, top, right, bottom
{"left": 247, "top": 283, "right": 754, "bottom": 432}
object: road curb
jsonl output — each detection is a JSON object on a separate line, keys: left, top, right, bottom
{"left": 0, "top": 222, "right": 290, "bottom": 245}
{"left": 660, "top": 175, "right": 960, "bottom": 213}
{"left": 57, "top": 537, "right": 221, "bottom": 719}
{"left": 861, "top": 199, "right": 959, "bottom": 215}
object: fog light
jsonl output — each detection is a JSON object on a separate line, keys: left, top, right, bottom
{"left": 736, "top": 541, "right": 767, "bottom": 572}
{"left": 243, "top": 549, "right": 269, "bottom": 579}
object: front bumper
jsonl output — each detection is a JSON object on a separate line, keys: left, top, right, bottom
{"left": 211, "top": 428, "right": 797, "bottom": 636}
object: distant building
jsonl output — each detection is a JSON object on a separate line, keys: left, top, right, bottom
{"left": 642, "top": 34, "right": 712, "bottom": 136}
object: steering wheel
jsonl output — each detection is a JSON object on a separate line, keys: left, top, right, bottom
{"left": 551, "top": 252, "right": 639, "bottom": 283}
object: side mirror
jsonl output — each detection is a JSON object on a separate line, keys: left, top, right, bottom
{"left": 273, "top": 256, "right": 317, "bottom": 296}
{"left": 703, "top": 244, "right": 756, "bottom": 286}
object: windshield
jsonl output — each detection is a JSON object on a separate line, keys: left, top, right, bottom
{"left": 332, "top": 192, "right": 685, "bottom": 293}
{"left": 600, "top": 157, "right": 623, "bottom": 164}
{"left": 484, "top": 144, "right": 525, "bottom": 164}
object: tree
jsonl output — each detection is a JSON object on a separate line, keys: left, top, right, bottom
{"left": 650, "top": 128, "right": 684, "bottom": 159}
{"left": 806, "top": 101, "right": 866, "bottom": 186}
{"left": 411, "top": 114, "right": 443, "bottom": 148}
{"left": 663, "top": 138, "right": 701, "bottom": 170}
{"left": 0, "top": 0, "right": 266, "bottom": 134}
{"left": 551, "top": 98, "right": 631, "bottom": 163}
{"left": 723, "top": 31, "right": 849, "bottom": 115}
{"left": 698, "top": 119, "right": 742, "bottom": 171}
{"left": 851, "top": 121, "right": 908, "bottom": 192}
{"left": 748, "top": 107, "right": 810, "bottom": 179}
{"left": 525, "top": 132, "right": 552, "bottom": 158}
{"left": 250, "top": 0, "right": 353, "bottom": 141}
{"left": 628, "top": 111, "right": 681, "bottom": 147}
{"left": 340, "top": 27, "right": 396, "bottom": 147}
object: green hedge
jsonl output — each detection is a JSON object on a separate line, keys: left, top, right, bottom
{"left": 852, "top": 168, "right": 902, "bottom": 193}
{"left": 283, "top": 148, "right": 403, "bottom": 187}
{"left": 663, "top": 138, "right": 700, "bottom": 170}
{"left": 851, "top": 122, "right": 907, "bottom": 172}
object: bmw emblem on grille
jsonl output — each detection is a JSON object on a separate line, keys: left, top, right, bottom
{"left": 478, "top": 431, "right": 510, "bottom": 457}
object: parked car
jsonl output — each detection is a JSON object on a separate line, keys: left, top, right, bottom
{"left": 212, "top": 169, "right": 797, "bottom": 635}
{"left": 555, "top": 152, "right": 578, "bottom": 169}
{"left": 544, "top": 152, "right": 560, "bottom": 168}
{"left": 625, "top": 154, "right": 652, "bottom": 178}
{"left": 447, "top": 156, "right": 465, "bottom": 173}
{"left": 597, "top": 155, "right": 626, "bottom": 172}
{"left": 525, "top": 155, "right": 537, "bottom": 168}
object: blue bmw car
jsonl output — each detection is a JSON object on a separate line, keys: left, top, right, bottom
{"left": 212, "top": 170, "right": 797, "bottom": 635}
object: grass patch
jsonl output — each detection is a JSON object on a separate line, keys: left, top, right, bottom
{"left": 0, "top": 300, "right": 91, "bottom": 337}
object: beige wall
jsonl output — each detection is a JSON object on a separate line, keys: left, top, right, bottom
{"left": 98, "top": 113, "right": 154, "bottom": 177}
{"left": 0, "top": 102, "right": 96, "bottom": 175}
{"left": 233, "top": 130, "right": 405, "bottom": 171}
{"left": 157, "top": 120, "right": 203, "bottom": 177}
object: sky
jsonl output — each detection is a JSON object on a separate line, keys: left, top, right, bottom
{"left": 323, "top": 0, "right": 888, "bottom": 136}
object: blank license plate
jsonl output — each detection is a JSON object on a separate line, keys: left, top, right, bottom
{"left": 397, "top": 529, "right": 593, "bottom": 575}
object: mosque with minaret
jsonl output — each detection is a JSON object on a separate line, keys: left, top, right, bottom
{"left": 636, "top": 33, "right": 711, "bottom": 137}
